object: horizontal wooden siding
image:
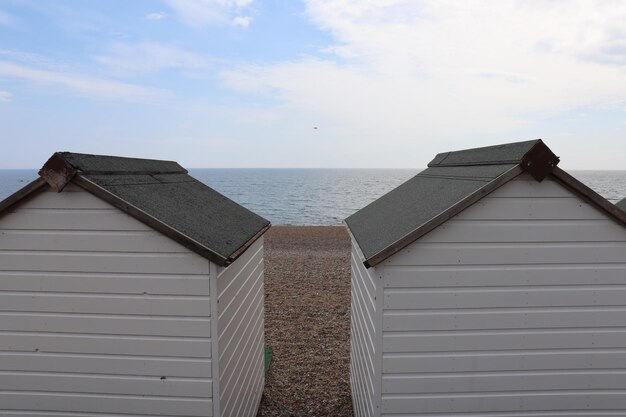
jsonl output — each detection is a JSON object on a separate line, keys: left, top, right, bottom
{"left": 217, "top": 237, "right": 264, "bottom": 417}
{"left": 351, "top": 240, "right": 380, "bottom": 417}
{"left": 0, "top": 184, "right": 213, "bottom": 417}
{"left": 381, "top": 173, "right": 626, "bottom": 416}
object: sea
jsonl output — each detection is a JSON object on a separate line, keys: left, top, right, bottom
{"left": 1, "top": 169, "right": 625, "bottom": 226}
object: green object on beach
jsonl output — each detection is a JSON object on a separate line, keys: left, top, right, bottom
{"left": 264, "top": 346, "right": 273, "bottom": 372}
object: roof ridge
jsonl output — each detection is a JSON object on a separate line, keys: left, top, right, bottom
{"left": 345, "top": 139, "right": 561, "bottom": 268}
{"left": 39, "top": 152, "right": 187, "bottom": 191}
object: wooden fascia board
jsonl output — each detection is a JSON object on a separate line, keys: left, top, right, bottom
{"left": 364, "top": 165, "right": 525, "bottom": 268}
{"left": 72, "top": 175, "right": 230, "bottom": 266}
{"left": 226, "top": 222, "right": 272, "bottom": 266}
{"left": 551, "top": 167, "right": 626, "bottom": 228}
{"left": 0, "top": 177, "right": 47, "bottom": 218}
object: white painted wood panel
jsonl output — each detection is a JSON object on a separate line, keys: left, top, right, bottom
{"left": 350, "top": 240, "right": 381, "bottom": 417}
{"left": 382, "top": 370, "right": 626, "bottom": 394}
{"left": 382, "top": 392, "right": 626, "bottom": 414}
{"left": 451, "top": 197, "right": 606, "bottom": 220}
{"left": 384, "top": 307, "right": 626, "bottom": 331}
{"left": 216, "top": 237, "right": 264, "bottom": 417}
{"left": 380, "top": 172, "right": 626, "bottom": 415}
{"left": 416, "top": 219, "right": 626, "bottom": 243}
{"left": 0, "top": 293, "right": 210, "bottom": 316}
{"left": 0, "top": 312, "right": 211, "bottom": 336}
{"left": 0, "top": 251, "right": 208, "bottom": 274}
{"left": 385, "top": 286, "right": 626, "bottom": 309}
{"left": 0, "top": 333, "right": 211, "bottom": 357}
{"left": 0, "top": 393, "right": 212, "bottom": 416}
{"left": 486, "top": 177, "right": 572, "bottom": 198}
{"left": 385, "top": 241, "right": 626, "bottom": 266}
{"left": 0, "top": 209, "right": 152, "bottom": 230}
{"left": 0, "top": 352, "right": 211, "bottom": 377}
{"left": 0, "top": 372, "right": 212, "bottom": 397}
{"left": 0, "top": 230, "right": 189, "bottom": 252}
{"left": 383, "top": 350, "right": 626, "bottom": 373}
{"left": 383, "top": 329, "right": 626, "bottom": 353}
{"left": 384, "top": 264, "right": 626, "bottom": 288}
{"left": 0, "top": 271, "right": 210, "bottom": 295}
{"left": 20, "top": 187, "right": 117, "bottom": 208}
{"left": 0, "top": 185, "right": 214, "bottom": 417}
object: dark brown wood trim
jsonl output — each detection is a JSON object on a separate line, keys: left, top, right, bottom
{"left": 365, "top": 165, "right": 524, "bottom": 268}
{"left": 39, "top": 152, "right": 77, "bottom": 192}
{"left": 0, "top": 178, "right": 47, "bottom": 217}
{"left": 226, "top": 222, "right": 272, "bottom": 266}
{"left": 72, "top": 175, "right": 230, "bottom": 266}
{"left": 520, "top": 139, "right": 559, "bottom": 182}
{"left": 551, "top": 167, "right": 626, "bottom": 228}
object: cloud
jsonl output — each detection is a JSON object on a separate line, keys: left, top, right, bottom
{"left": 220, "top": 0, "right": 626, "bottom": 149}
{"left": 164, "top": 0, "right": 254, "bottom": 27}
{"left": 94, "top": 42, "right": 211, "bottom": 76}
{"left": 145, "top": 12, "right": 167, "bottom": 20}
{"left": 232, "top": 15, "right": 252, "bottom": 28}
{"left": 0, "top": 91, "right": 11, "bottom": 102}
{"left": 0, "top": 10, "right": 16, "bottom": 27}
{"left": 0, "top": 60, "right": 166, "bottom": 102}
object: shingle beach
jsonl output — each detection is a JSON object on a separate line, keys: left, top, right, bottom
{"left": 258, "top": 226, "right": 354, "bottom": 417}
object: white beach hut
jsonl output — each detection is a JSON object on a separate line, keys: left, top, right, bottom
{"left": 0, "top": 152, "right": 270, "bottom": 417}
{"left": 345, "top": 139, "right": 626, "bottom": 417}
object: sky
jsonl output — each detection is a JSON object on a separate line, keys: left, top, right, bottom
{"left": 0, "top": 0, "right": 625, "bottom": 169}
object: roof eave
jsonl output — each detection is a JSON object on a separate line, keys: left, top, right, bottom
{"left": 363, "top": 165, "right": 525, "bottom": 268}
{"left": 551, "top": 167, "right": 626, "bottom": 228}
{"left": 343, "top": 220, "right": 369, "bottom": 267}
{"left": 72, "top": 175, "right": 232, "bottom": 266}
{"left": 0, "top": 177, "right": 48, "bottom": 218}
{"left": 225, "top": 221, "right": 272, "bottom": 266}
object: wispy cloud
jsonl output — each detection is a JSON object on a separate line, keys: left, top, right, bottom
{"left": 232, "top": 15, "right": 252, "bottom": 28}
{"left": 220, "top": 0, "right": 626, "bottom": 147}
{"left": 0, "top": 60, "right": 166, "bottom": 102}
{"left": 94, "top": 42, "right": 211, "bottom": 76}
{"left": 0, "top": 9, "right": 16, "bottom": 27}
{"left": 145, "top": 12, "right": 167, "bottom": 21}
{"left": 0, "top": 91, "right": 12, "bottom": 102}
{"left": 164, "top": 0, "right": 254, "bottom": 27}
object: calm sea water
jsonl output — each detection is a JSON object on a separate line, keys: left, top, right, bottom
{"left": 1, "top": 169, "right": 625, "bottom": 225}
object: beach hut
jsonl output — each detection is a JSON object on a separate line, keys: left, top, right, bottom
{"left": 0, "top": 152, "right": 270, "bottom": 417}
{"left": 617, "top": 197, "right": 626, "bottom": 212}
{"left": 345, "top": 139, "right": 626, "bottom": 417}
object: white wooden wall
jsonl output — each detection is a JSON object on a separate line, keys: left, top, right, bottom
{"left": 216, "top": 236, "right": 264, "bottom": 417}
{"left": 0, "top": 184, "right": 214, "bottom": 416}
{"left": 350, "top": 239, "right": 383, "bottom": 417}
{"left": 380, "top": 173, "right": 626, "bottom": 416}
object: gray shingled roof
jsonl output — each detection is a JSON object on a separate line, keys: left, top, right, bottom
{"left": 345, "top": 139, "right": 560, "bottom": 267}
{"left": 617, "top": 197, "right": 626, "bottom": 212}
{"left": 35, "top": 152, "right": 270, "bottom": 266}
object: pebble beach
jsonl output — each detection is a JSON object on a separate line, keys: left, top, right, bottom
{"left": 258, "top": 226, "right": 354, "bottom": 417}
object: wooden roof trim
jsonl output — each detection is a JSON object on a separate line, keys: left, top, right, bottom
{"left": 39, "top": 152, "right": 77, "bottom": 192}
{"left": 364, "top": 165, "right": 524, "bottom": 268}
{"left": 226, "top": 222, "right": 272, "bottom": 266}
{"left": 72, "top": 175, "right": 231, "bottom": 266}
{"left": 0, "top": 177, "right": 47, "bottom": 218}
{"left": 519, "top": 139, "right": 560, "bottom": 182}
{"left": 551, "top": 167, "right": 626, "bottom": 228}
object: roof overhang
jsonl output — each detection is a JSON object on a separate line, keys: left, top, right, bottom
{"left": 362, "top": 165, "right": 524, "bottom": 268}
